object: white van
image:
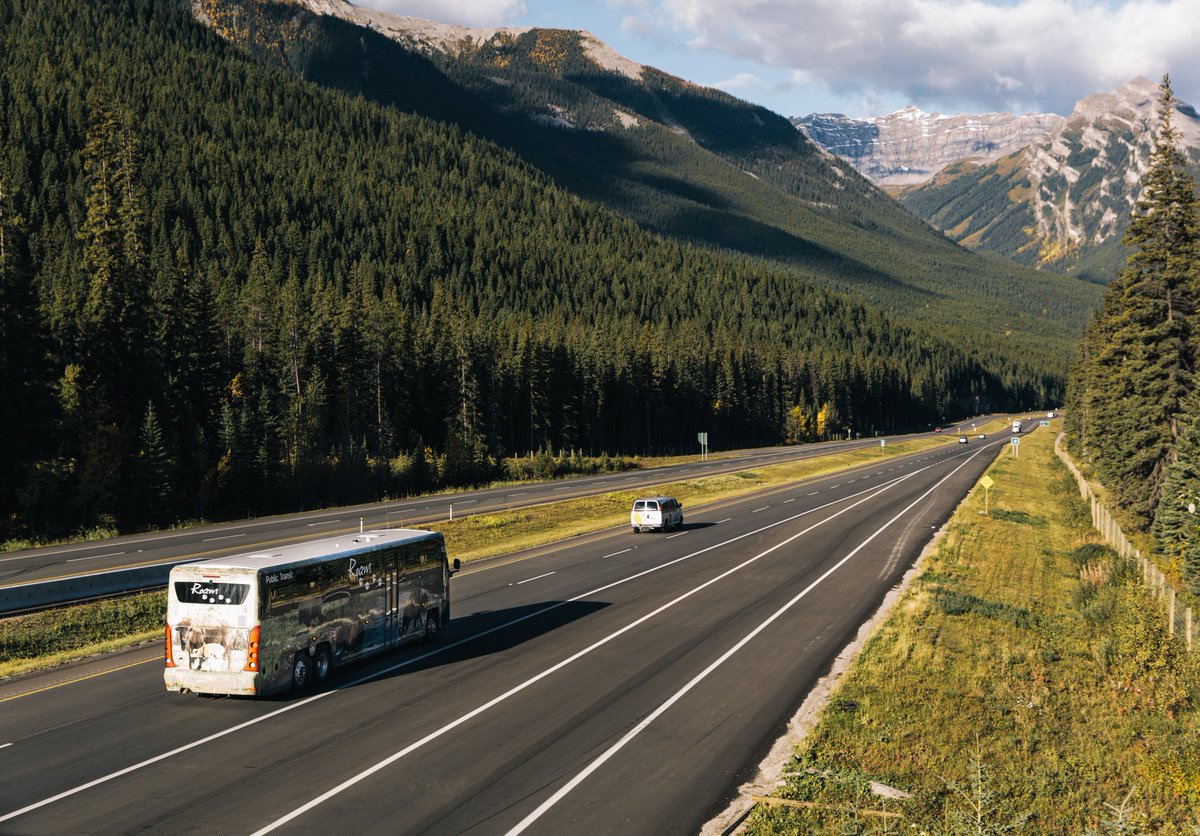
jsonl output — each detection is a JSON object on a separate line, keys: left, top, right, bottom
{"left": 631, "top": 496, "right": 683, "bottom": 533}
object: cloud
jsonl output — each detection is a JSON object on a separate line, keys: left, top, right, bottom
{"left": 712, "top": 71, "right": 764, "bottom": 92}
{"left": 650, "top": 0, "right": 1200, "bottom": 114}
{"left": 367, "top": 0, "right": 527, "bottom": 28}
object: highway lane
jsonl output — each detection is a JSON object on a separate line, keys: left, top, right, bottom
{"left": 0, "top": 430, "right": 1018, "bottom": 834}
{"left": 0, "top": 419, "right": 1007, "bottom": 591}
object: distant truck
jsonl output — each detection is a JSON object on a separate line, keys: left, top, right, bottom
{"left": 1012, "top": 420, "right": 1022, "bottom": 433}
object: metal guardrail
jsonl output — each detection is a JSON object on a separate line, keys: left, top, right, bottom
{"left": 0, "top": 561, "right": 180, "bottom": 614}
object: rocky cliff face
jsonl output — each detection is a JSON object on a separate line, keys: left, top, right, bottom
{"left": 896, "top": 77, "right": 1200, "bottom": 277}
{"left": 794, "top": 108, "right": 1064, "bottom": 186}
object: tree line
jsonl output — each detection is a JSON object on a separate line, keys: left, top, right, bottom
{"left": 1065, "top": 75, "right": 1200, "bottom": 592}
{"left": 1, "top": 0, "right": 1054, "bottom": 540}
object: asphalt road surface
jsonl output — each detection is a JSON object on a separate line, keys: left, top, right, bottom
{"left": 0, "top": 422, "right": 1004, "bottom": 591}
{"left": 0, "top": 428, "right": 1024, "bottom": 835}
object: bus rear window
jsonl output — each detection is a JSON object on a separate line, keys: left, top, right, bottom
{"left": 174, "top": 581, "right": 250, "bottom": 605}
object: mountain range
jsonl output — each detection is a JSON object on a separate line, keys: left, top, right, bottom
{"left": 189, "top": 0, "right": 1099, "bottom": 352}
{"left": 797, "top": 78, "right": 1200, "bottom": 281}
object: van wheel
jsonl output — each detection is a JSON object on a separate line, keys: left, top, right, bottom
{"left": 631, "top": 526, "right": 639, "bottom": 533}
{"left": 313, "top": 645, "right": 332, "bottom": 683}
{"left": 423, "top": 610, "right": 440, "bottom": 643}
{"left": 291, "top": 651, "right": 312, "bottom": 691}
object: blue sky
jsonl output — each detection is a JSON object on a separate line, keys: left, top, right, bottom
{"left": 366, "top": 0, "right": 1199, "bottom": 118}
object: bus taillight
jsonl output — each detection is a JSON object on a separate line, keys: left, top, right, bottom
{"left": 244, "top": 625, "right": 260, "bottom": 672}
{"left": 164, "top": 624, "right": 175, "bottom": 668}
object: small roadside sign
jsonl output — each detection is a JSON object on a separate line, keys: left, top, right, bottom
{"left": 880, "top": 438, "right": 886, "bottom": 447}
{"left": 1010, "top": 436, "right": 1019, "bottom": 446}
{"left": 979, "top": 474, "right": 994, "bottom": 515}
{"left": 1039, "top": 420, "right": 1049, "bottom": 427}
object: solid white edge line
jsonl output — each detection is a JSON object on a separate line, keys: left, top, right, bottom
{"left": 504, "top": 446, "right": 987, "bottom": 834}
{"left": 3, "top": 446, "right": 979, "bottom": 828}
{"left": 248, "top": 466, "right": 943, "bottom": 835}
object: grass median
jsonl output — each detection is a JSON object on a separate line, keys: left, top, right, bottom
{"left": 1, "top": 433, "right": 966, "bottom": 680}
{"left": 745, "top": 424, "right": 1200, "bottom": 833}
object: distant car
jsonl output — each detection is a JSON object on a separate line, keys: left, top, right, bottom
{"left": 934, "top": 427, "right": 942, "bottom": 433}
{"left": 977, "top": 433, "right": 985, "bottom": 439}
{"left": 958, "top": 436, "right": 968, "bottom": 444}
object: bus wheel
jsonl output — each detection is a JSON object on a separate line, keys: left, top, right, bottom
{"left": 313, "top": 645, "right": 332, "bottom": 683}
{"left": 291, "top": 651, "right": 312, "bottom": 691}
{"left": 423, "top": 610, "right": 440, "bottom": 643}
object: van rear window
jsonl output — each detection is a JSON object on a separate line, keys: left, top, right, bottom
{"left": 174, "top": 581, "right": 250, "bottom": 605}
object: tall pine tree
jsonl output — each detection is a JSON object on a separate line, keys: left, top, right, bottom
{"left": 1069, "top": 74, "right": 1199, "bottom": 525}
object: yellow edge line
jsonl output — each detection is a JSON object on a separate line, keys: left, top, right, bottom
{"left": 0, "top": 655, "right": 160, "bottom": 703}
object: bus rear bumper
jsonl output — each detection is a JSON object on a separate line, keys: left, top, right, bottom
{"left": 164, "top": 668, "right": 257, "bottom": 696}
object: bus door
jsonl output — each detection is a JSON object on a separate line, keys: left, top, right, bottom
{"left": 385, "top": 564, "right": 400, "bottom": 646}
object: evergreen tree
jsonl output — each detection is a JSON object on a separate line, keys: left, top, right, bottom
{"left": 0, "top": 176, "right": 52, "bottom": 517}
{"left": 1153, "top": 394, "right": 1200, "bottom": 592}
{"left": 1068, "top": 74, "right": 1200, "bottom": 524}
{"left": 133, "top": 402, "right": 173, "bottom": 526}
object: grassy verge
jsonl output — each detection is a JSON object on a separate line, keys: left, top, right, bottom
{"left": 1, "top": 434, "right": 960, "bottom": 680}
{"left": 0, "top": 591, "right": 164, "bottom": 679}
{"left": 745, "top": 425, "right": 1200, "bottom": 833}
{"left": 423, "top": 433, "right": 959, "bottom": 562}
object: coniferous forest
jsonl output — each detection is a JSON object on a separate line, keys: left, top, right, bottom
{"left": 2, "top": 0, "right": 1063, "bottom": 540}
{"left": 1066, "top": 76, "right": 1200, "bottom": 592}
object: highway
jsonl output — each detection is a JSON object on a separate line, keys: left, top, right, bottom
{"left": 0, "top": 423, "right": 995, "bottom": 592}
{"left": 0, "top": 428, "right": 1020, "bottom": 835}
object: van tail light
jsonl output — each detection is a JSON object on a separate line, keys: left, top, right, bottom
{"left": 164, "top": 624, "right": 175, "bottom": 668}
{"left": 244, "top": 626, "right": 260, "bottom": 672}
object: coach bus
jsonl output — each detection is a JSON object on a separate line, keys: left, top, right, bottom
{"left": 164, "top": 528, "right": 459, "bottom": 697}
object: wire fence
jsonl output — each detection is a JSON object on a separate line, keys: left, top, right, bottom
{"left": 1055, "top": 433, "right": 1196, "bottom": 652}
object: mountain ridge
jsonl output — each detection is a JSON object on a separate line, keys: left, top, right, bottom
{"left": 190, "top": 0, "right": 1100, "bottom": 349}
{"left": 798, "top": 77, "right": 1200, "bottom": 278}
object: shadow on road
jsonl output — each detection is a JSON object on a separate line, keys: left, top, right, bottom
{"left": 270, "top": 599, "right": 612, "bottom": 698}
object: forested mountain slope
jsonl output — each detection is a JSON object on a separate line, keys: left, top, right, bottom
{"left": 0, "top": 0, "right": 1065, "bottom": 538}
{"left": 193, "top": 0, "right": 1101, "bottom": 350}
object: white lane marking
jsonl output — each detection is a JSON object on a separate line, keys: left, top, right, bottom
{"left": 248, "top": 468, "right": 939, "bottom": 836}
{"left": 201, "top": 534, "right": 245, "bottom": 542}
{"left": 806, "top": 492, "right": 819, "bottom": 496}
{"left": 515, "top": 572, "right": 556, "bottom": 586}
{"left": 783, "top": 498, "right": 796, "bottom": 504}
{"left": 602, "top": 549, "right": 632, "bottom": 559}
{"left": 456, "top": 500, "right": 477, "bottom": 505}
{"left": 306, "top": 520, "right": 340, "bottom": 527}
{"left": 510, "top": 493, "right": 528, "bottom": 498}
{"left": 751, "top": 507, "right": 769, "bottom": 513}
{"left": 666, "top": 532, "right": 688, "bottom": 539}
{"left": 505, "top": 445, "right": 984, "bottom": 834}
{"left": 715, "top": 518, "right": 732, "bottom": 524}
{"left": 828, "top": 484, "right": 840, "bottom": 489}
{"left": 395, "top": 508, "right": 416, "bottom": 513}
{"left": 0, "top": 743, "right": 11, "bottom": 750}
{"left": 553, "top": 487, "right": 569, "bottom": 491}
{"left": 66, "top": 552, "right": 126, "bottom": 563}
{"left": 848, "top": 479, "right": 856, "bottom": 483}
{"left": 4, "top": 459, "right": 955, "bottom": 829}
